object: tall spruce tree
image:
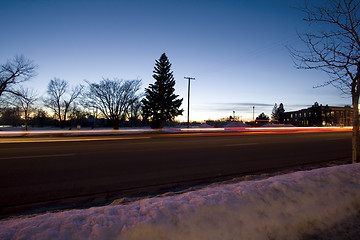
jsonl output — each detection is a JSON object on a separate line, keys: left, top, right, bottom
{"left": 271, "top": 103, "right": 278, "bottom": 121}
{"left": 142, "top": 53, "right": 183, "bottom": 128}
{"left": 271, "top": 103, "right": 285, "bottom": 123}
{"left": 277, "top": 103, "right": 285, "bottom": 123}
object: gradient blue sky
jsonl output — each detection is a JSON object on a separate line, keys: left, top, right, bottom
{"left": 0, "top": 0, "right": 351, "bottom": 121}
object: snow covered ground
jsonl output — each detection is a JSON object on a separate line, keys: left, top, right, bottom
{"left": 1, "top": 163, "right": 360, "bottom": 240}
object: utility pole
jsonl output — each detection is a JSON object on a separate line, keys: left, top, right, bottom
{"left": 184, "top": 76, "right": 195, "bottom": 128}
{"left": 253, "top": 106, "right": 255, "bottom": 121}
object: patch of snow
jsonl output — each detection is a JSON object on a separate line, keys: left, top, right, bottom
{"left": 224, "top": 121, "right": 250, "bottom": 128}
{"left": 197, "top": 123, "right": 214, "bottom": 128}
{"left": 1, "top": 164, "right": 360, "bottom": 240}
{"left": 261, "top": 123, "right": 294, "bottom": 127}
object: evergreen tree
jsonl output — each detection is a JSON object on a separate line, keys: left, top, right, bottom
{"left": 271, "top": 103, "right": 285, "bottom": 123}
{"left": 142, "top": 53, "right": 183, "bottom": 128}
{"left": 256, "top": 112, "right": 270, "bottom": 121}
{"left": 271, "top": 103, "right": 278, "bottom": 120}
{"left": 277, "top": 103, "right": 285, "bottom": 123}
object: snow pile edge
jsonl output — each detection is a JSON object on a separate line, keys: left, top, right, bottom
{"left": 1, "top": 164, "right": 360, "bottom": 240}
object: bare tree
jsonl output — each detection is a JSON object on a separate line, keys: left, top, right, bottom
{"left": 80, "top": 100, "right": 99, "bottom": 129}
{"left": 128, "top": 99, "right": 142, "bottom": 127}
{"left": 6, "top": 87, "right": 38, "bottom": 131}
{"left": 44, "top": 78, "right": 83, "bottom": 127}
{"left": 129, "top": 99, "right": 142, "bottom": 119}
{"left": 0, "top": 55, "right": 37, "bottom": 97}
{"left": 0, "top": 107, "right": 22, "bottom": 126}
{"left": 290, "top": 0, "right": 360, "bottom": 163}
{"left": 85, "top": 78, "right": 141, "bottom": 129}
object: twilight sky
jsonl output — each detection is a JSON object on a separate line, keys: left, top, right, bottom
{"left": 0, "top": 0, "right": 351, "bottom": 121}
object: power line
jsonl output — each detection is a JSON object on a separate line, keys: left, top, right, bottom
{"left": 245, "top": 34, "right": 299, "bottom": 60}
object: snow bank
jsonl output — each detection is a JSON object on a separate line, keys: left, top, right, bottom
{"left": 1, "top": 164, "right": 360, "bottom": 240}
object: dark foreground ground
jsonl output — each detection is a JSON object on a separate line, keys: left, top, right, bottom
{"left": 0, "top": 131, "right": 352, "bottom": 217}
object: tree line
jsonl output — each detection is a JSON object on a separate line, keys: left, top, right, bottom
{"left": 0, "top": 53, "right": 183, "bottom": 130}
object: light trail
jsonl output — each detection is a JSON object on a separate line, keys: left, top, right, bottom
{"left": 0, "top": 128, "right": 156, "bottom": 137}
{"left": 0, "top": 126, "right": 352, "bottom": 142}
{"left": 0, "top": 154, "right": 75, "bottom": 160}
{"left": 224, "top": 143, "right": 259, "bottom": 147}
{"left": 245, "top": 126, "right": 352, "bottom": 131}
{"left": 0, "top": 136, "right": 151, "bottom": 144}
{"left": 180, "top": 128, "right": 225, "bottom": 132}
{"left": 178, "top": 126, "right": 352, "bottom": 134}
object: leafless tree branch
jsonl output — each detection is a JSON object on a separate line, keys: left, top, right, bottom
{"left": 289, "top": 0, "right": 360, "bottom": 163}
{"left": 0, "top": 55, "right": 37, "bottom": 98}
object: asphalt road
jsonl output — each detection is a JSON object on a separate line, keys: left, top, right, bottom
{"left": 0, "top": 131, "right": 352, "bottom": 214}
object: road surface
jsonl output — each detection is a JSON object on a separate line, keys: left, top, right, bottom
{"left": 0, "top": 131, "right": 352, "bottom": 215}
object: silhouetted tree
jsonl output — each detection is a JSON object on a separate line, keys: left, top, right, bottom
{"left": 271, "top": 103, "right": 279, "bottom": 121}
{"left": 30, "top": 108, "right": 53, "bottom": 127}
{"left": 44, "top": 78, "right": 83, "bottom": 128}
{"left": 290, "top": 0, "right": 360, "bottom": 163}
{"left": 6, "top": 87, "right": 38, "bottom": 131}
{"left": 69, "top": 107, "right": 89, "bottom": 129}
{"left": 278, "top": 103, "right": 285, "bottom": 123}
{"left": 272, "top": 103, "right": 285, "bottom": 123}
{"left": 0, "top": 55, "right": 37, "bottom": 98}
{"left": 256, "top": 112, "right": 270, "bottom": 121}
{"left": 88, "top": 107, "right": 99, "bottom": 129}
{"left": 85, "top": 78, "right": 141, "bottom": 129}
{"left": 80, "top": 92, "right": 99, "bottom": 129}
{"left": 142, "top": 53, "right": 183, "bottom": 128}
{"left": 0, "top": 107, "right": 22, "bottom": 126}
{"left": 128, "top": 99, "right": 142, "bottom": 127}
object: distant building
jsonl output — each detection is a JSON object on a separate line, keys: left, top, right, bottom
{"left": 284, "top": 104, "right": 353, "bottom": 126}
